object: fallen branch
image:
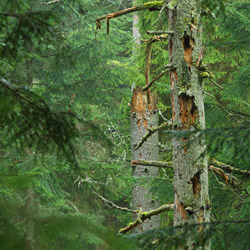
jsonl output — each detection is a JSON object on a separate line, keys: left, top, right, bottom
{"left": 132, "top": 160, "right": 172, "bottom": 169}
{"left": 134, "top": 121, "right": 172, "bottom": 150}
{"left": 92, "top": 191, "right": 138, "bottom": 213}
{"left": 119, "top": 203, "right": 174, "bottom": 234}
{"left": 143, "top": 67, "right": 170, "bottom": 91}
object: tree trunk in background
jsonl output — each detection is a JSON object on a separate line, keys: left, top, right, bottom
{"left": 26, "top": 187, "right": 34, "bottom": 250}
{"left": 132, "top": 1, "right": 141, "bottom": 46}
{"left": 168, "top": 0, "right": 210, "bottom": 248}
{"left": 131, "top": 87, "right": 160, "bottom": 232}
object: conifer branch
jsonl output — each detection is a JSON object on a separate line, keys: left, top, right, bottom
{"left": 0, "top": 77, "right": 37, "bottom": 107}
{"left": 134, "top": 121, "right": 172, "bottom": 150}
{"left": 119, "top": 203, "right": 174, "bottom": 234}
{"left": 92, "top": 191, "right": 138, "bottom": 214}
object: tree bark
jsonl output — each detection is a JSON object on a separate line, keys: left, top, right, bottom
{"left": 131, "top": 87, "right": 160, "bottom": 232}
{"left": 168, "top": 0, "right": 210, "bottom": 248}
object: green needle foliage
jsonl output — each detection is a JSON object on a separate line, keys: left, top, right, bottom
{"left": 0, "top": 0, "right": 250, "bottom": 249}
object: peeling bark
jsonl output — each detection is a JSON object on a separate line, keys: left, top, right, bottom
{"left": 168, "top": 0, "right": 210, "bottom": 248}
{"left": 131, "top": 87, "right": 160, "bottom": 232}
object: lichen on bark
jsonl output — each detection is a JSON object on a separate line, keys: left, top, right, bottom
{"left": 168, "top": 0, "right": 210, "bottom": 248}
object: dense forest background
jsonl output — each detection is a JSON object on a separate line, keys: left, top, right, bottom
{"left": 0, "top": 0, "right": 249, "bottom": 249}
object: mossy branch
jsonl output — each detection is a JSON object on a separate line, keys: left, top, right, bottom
{"left": 132, "top": 160, "right": 172, "bottom": 169}
{"left": 209, "top": 165, "right": 240, "bottom": 188}
{"left": 147, "top": 30, "right": 174, "bottom": 35}
{"left": 134, "top": 121, "right": 172, "bottom": 150}
{"left": 209, "top": 158, "right": 250, "bottom": 177}
{"left": 119, "top": 203, "right": 174, "bottom": 234}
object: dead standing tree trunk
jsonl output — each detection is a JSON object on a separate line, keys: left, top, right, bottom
{"left": 168, "top": 0, "right": 210, "bottom": 248}
{"left": 130, "top": 87, "right": 161, "bottom": 232}
{"left": 130, "top": 0, "right": 161, "bottom": 232}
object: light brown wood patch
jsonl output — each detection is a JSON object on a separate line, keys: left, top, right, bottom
{"left": 130, "top": 87, "right": 157, "bottom": 116}
{"left": 175, "top": 196, "right": 187, "bottom": 221}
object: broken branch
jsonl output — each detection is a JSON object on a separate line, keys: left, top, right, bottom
{"left": 96, "top": 1, "right": 164, "bottom": 30}
{"left": 209, "top": 165, "right": 240, "bottom": 188}
{"left": 209, "top": 158, "right": 250, "bottom": 177}
{"left": 119, "top": 203, "right": 174, "bottom": 234}
{"left": 142, "top": 34, "right": 168, "bottom": 85}
{"left": 134, "top": 121, "right": 172, "bottom": 150}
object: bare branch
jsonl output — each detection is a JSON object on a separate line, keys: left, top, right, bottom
{"left": 143, "top": 67, "right": 170, "bottom": 91}
{"left": 119, "top": 203, "right": 174, "bottom": 234}
{"left": 208, "top": 78, "right": 224, "bottom": 90}
{"left": 92, "top": 191, "right": 137, "bottom": 214}
{"left": 141, "top": 34, "right": 169, "bottom": 85}
{"left": 134, "top": 121, "right": 172, "bottom": 150}
{"left": 41, "top": 0, "right": 62, "bottom": 6}
{"left": 205, "top": 91, "right": 240, "bottom": 123}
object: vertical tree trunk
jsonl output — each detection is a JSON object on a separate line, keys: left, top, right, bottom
{"left": 132, "top": 1, "right": 141, "bottom": 46}
{"left": 131, "top": 87, "right": 160, "bottom": 232}
{"left": 26, "top": 187, "right": 35, "bottom": 250}
{"left": 168, "top": 0, "right": 210, "bottom": 248}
